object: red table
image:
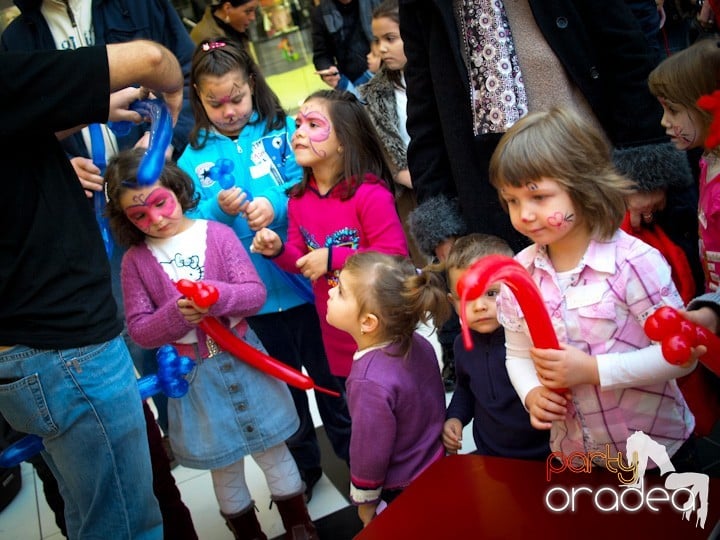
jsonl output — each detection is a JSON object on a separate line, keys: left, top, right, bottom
{"left": 356, "top": 454, "right": 719, "bottom": 539}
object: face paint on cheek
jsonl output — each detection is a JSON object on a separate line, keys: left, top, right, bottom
{"left": 546, "top": 211, "right": 574, "bottom": 228}
{"left": 297, "top": 110, "right": 332, "bottom": 157}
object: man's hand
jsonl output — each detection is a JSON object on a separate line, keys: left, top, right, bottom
{"left": 71, "top": 157, "right": 104, "bottom": 198}
{"left": 316, "top": 66, "right": 341, "bottom": 89}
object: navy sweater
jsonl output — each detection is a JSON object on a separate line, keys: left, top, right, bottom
{"left": 447, "top": 328, "right": 549, "bottom": 460}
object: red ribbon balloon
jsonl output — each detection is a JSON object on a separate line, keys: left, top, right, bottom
{"left": 176, "top": 279, "right": 340, "bottom": 396}
{"left": 644, "top": 306, "right": 720, "bottom": 376}
{"left": 456, "top": 255, "right": 565, "bottom": 393}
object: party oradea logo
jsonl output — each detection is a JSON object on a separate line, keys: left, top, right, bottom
{"left": 544, "top": 431, "right": 709, "bottom": 529}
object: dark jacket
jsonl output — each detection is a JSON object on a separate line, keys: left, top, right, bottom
{"left": 2, "top": 0, "right": 195, "bottom": 158}
{"left": 311, "top": 0, "right": 381, "bottom": 82}
{"left": 448, "top": 328, "right": 549, "bottom": 460}
{"left": 399, "top": 0, "right": 668, "bottom": 252}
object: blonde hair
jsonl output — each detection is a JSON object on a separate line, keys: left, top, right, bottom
{"left": 648, "top": 38, "right": 720, "bottom": 147}
{"left": 489, "top": 107, "right": 634, "bottom": 240}
{"left": 343, "top": 252, "right": 450, "bottom": 357}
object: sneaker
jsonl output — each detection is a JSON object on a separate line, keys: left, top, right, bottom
{"left": 300, "top": 467, "right": 323, "bottom": 503}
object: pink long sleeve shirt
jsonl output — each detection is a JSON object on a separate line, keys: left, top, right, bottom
{"left": 272, "top": 175, "right": 408, "bottom": 376}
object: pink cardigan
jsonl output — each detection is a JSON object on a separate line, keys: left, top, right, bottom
{"left": 121, "top": 220, "right": 266, "bottom": 358}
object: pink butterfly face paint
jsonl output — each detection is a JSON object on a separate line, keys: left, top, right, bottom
{"left": 123, "top": 187, "right": 179, "bottom": 233}
{"left": 657, "top": 97, "right": 703, "bottom": 150}
{"left": 293, "top": 108, "right": 332, "bottom": 157}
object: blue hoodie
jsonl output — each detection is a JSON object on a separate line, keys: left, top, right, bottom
{"left": 178, "top": 114, "right": 311, "bottom": 314}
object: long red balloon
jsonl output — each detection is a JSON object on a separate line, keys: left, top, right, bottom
{"left": 644, "top": 306, "right": 720, "bottom": 376}
{"left": 176, "top": 279, "right": 340, "bottom": 397}
{"left": 456, "top": 255, "right": 565, "bottom": 393}
{"left": 456, "top": 255, "right": 559, "bottom": 351}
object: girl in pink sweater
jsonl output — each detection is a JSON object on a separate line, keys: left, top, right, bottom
{"left": 252, "top": 90, "right": 408, "bottom": 379}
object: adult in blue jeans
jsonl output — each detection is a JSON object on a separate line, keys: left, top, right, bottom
{"left": 0, "top": 39, "right": 184, "bottom": 539}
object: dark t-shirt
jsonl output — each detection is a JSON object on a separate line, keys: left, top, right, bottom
{"left": 0, "top": 46, "right": 122, "bottom": 348}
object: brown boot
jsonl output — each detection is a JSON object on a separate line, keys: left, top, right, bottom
{"left": 273, "top": 492, "right": 319, "bottom": 540}
{"left": 221, "top": 503, "right": 268, "bottom": 540}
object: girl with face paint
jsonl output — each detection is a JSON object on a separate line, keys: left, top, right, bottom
{"left": 251, "top": 89, "right": 409, "bottom": 380}
{"left": 179, "top": 38, "right": 352, "bottom": 506}
{"left": 649, "top": 38, "right": 720, "bottom": 294}
{"left": 104, "top": 148, "right": 319, "bottom": 539}
{"left": 487, "top": 107, "right": 696, "bottom": 472}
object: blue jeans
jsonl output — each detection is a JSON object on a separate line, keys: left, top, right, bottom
{"left": 248, "top": 304, "right": 351, "bottom": 472}
{"left": 0, "top": 336, "right": 162, "bottom": 539}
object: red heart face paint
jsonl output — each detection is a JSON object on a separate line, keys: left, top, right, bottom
{"left": 122, "top": 187, "right": 180, "bottom": 234}
{"left": 499, "top": 177, "right": 582, "bottom": 249}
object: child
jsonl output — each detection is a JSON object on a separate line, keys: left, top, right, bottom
{"left": 326, "top": 252, "right": 449, "bottom": 526}
{"left": 105, "top": 149, "right": 317, "bottom": 539}
{"left": 252, "top": 89, "right": 409, "bottom": 379}
{"left": 359, "top": 0, "right": 425, "bottom": 267}
{"left": 646, "top": 38, "right": 720, "bottom": 438}
{"left": 441, "top": 234, "right": 549, "bottom": 460}
{"left": 648, "top": 37, "right": 720, "bottom": 294}
{"left": 177, "top": 38, "right": 351, "bottom": 502}
{"left": 488, "top": 107, "right": 696, "bottom": 469}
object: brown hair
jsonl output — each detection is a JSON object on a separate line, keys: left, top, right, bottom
{"left": 105, "top": 148, "right": 199, "bottom": 247}
{"left": 371, "top": 0, "right": 404, "bottom": 89}
{"left": 648, "top": 38, "right": 720, "bottom": 147}
{"left": 289, "top": 90, "right": 394, "bottom": 200}
{"left": 489, "top": 107, "right": 634, "bottom": 240}
{"left": 343, "top": 252, "right": 450, "bottom": 357}
{"left": 189, "top": 38, "right": 285, "bottom": 148}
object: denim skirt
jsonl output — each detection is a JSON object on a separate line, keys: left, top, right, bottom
{"left": 168, "top": 328, "right": 299, "bottom": 469}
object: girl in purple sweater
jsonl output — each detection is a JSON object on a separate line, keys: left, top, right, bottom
{"left": 252, "top": 90, "right": 409, "bottom": 380}
{"left": 105, "top": 149, "right": 317, "bottom": 539}
{"left": 325, "top": 251, "right": 449, "bottom": 527}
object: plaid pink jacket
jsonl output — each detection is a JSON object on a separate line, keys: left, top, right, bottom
{"left": 497, "top": 230, "right": 694, "bottom": 462}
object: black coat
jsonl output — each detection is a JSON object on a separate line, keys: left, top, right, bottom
{"left": 400, "top": 0, "right": 667, "bottom": 252}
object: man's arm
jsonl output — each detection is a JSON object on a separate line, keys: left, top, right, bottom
{"left": 105, "top": 40, "right": 183, "bottom": 124}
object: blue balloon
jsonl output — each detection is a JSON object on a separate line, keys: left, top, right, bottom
{"left": 109, "top": 99, "right": 173, "bottom": 186}
{"left": 130, "top": 99, "right": 173, "bottom": 185}
{"left": 88, "top": 123, "right": 114, "bottom": 258}
{"left": 208, "top": 158, "right": 254, "bottom": 201}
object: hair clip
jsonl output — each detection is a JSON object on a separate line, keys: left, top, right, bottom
{"left": 415, "top": 267, "right": 423, "bottom": 275}
{"left": 202, "top": 41, "right": 227, "bottom": 52}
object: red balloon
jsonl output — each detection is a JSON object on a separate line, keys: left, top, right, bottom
{"left": 661, "top": 334, "right": 692, "bottom": 366}
{"left": 457, "top": 255, "right": 559, "bottom": 351}
{"left": 644, "top": 306, "right": 720, "bottom": 376}
{"left": 175, "top": 280, "right": 340, "bottom": 396}
{"left": 456, "top": 255, "right": 566, "bottom": 394}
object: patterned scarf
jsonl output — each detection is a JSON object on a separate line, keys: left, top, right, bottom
{"left": 459, "top": 0, "right": 528, "bottom": 135}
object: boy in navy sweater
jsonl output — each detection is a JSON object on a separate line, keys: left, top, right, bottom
{"left": 443, "top": 234, "right": 549, "bottom": 459}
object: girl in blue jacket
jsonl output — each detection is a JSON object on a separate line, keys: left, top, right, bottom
{"left": 177, "top": 39, "right": 351, "bottom": 525}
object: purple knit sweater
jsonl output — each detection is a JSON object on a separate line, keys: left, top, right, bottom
{"left": 121, "top": 220, "right": 266, "bottom": 357}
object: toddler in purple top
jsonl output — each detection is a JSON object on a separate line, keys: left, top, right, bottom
{"left": 326, "top": 251, "right": 450, "bottom": 527}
